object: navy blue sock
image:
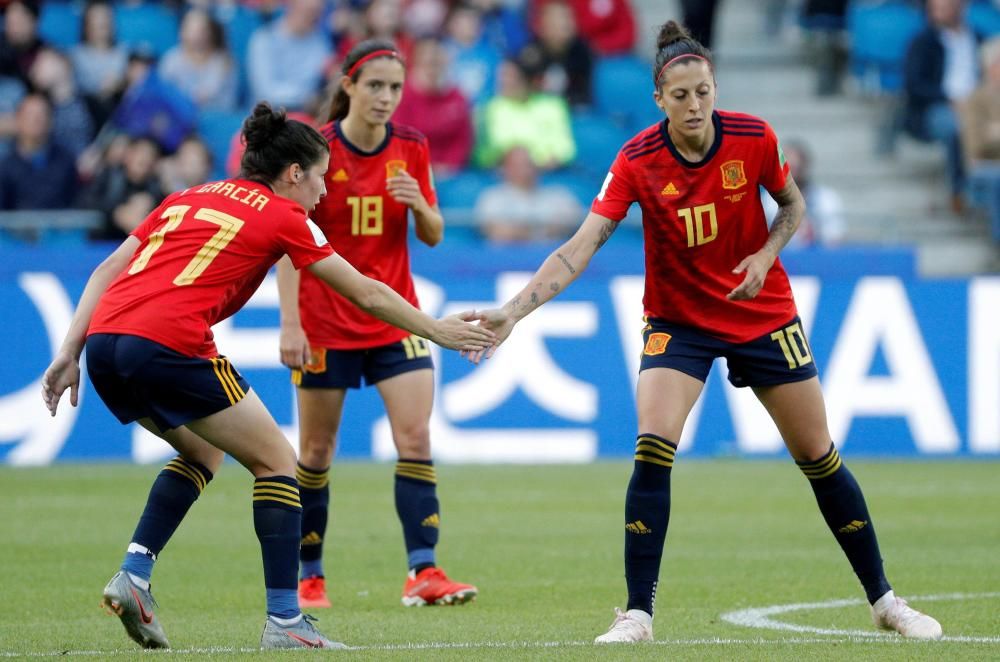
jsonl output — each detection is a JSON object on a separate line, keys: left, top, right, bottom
{"left": 253, "top": 475, "right": 302, "bottom": 619}
{"left": 295, "top": 462, "right": 329, "bottom": 580}
{"left": 798, "top": 444, "right": 892, "bottom": 604}
{"left": 122, "top": 456, "right": 213, "bottom": 581}
{"left": 624, "top": 434, "right": 675, "bottom": 616}
{"left": 394, "top": 459, "right": 439, "bottom": 571}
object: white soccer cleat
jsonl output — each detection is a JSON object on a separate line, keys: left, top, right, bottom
{"left": 594, "top": 607, "right": 653, "bottom": 643}
{"left": 871, "top": 591, "right": 943, "bottom": 640}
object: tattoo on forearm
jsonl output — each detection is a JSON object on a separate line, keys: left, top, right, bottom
{"left": 549, "top": 282, "right": 560, "bottom": 292}
{"left": 556, "top": 252, "right": 576, "bottom": 275}
{"left": 530, "top": 292, "right": 538, "bottom": 306}
{"left": 594, "top": 220, "right": 617, "bottom": 249}
{"left": 766, "top": 206, "right": 798, "bottom": 253}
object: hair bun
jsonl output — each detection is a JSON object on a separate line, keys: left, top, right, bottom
{"left": 242, "top": 102, "right": 287, "bottom": 150}
{"left": 656, "top": 20, "right": 691, "bottom": 51}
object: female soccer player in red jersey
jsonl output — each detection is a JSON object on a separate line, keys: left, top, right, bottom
{"left": 470, "top": 21, "right": 943, "bottom": 643}
{"left": 276, "top": 39, "right": 478, "bottom": 610}
{"left": 39, "top": 103, "right": 494, "bottom": 651}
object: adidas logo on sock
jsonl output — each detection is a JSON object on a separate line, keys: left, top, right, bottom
{"left": 626, "top": 520, "right": 652, "bottom": 535}
{"left": 421, "top": 513, "right": 440, "bottom": 528}
{"left": 838, "top": 519, "right": 868, "bottom": 534}
{"left": 301, "top": 531, "right": 323, "bottom": 545}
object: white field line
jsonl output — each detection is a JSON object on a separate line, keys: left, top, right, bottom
{"left": 5, "top": 593, "right": 998, "bottom": 657}
{"left": 721, "top": 591, "right": 1000, "bottom": 643}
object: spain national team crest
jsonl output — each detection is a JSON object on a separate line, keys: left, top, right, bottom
{"left": 643, "top": 332, "right": 671, "bottom": 356}
{"left": 386, "top": 159, "right": 407, "bottom": 178}
{"left": 720, "top": 160, "right": 747, "bottom": 190}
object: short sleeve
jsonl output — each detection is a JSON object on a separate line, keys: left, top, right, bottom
{"left": 590, "top": 151, "right": 637, "bottom": 222}
{"left": 414, "top": 140, "right": 437, "bottom": 207}
{"left": 758, "top": 122, "right": 790, "bottom": 195}
{"left": 277, "top": 206, "right": 335, "bottom": 269}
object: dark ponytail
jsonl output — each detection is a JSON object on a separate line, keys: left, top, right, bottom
{"left": 240, "top": 102, "right": 329, "bottom": 184}
{"left": 652, "top": 20, "right": 713, "bottom": 88}
{"left": 319, "top": 38, "right": 404, "bottom": 123}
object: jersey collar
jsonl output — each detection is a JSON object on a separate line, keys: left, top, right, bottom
{"left": 661, "top": 110, "right": 723, "bottom": 169}
{"left": 335, "top": 121, "right": 394, "bottom": 157}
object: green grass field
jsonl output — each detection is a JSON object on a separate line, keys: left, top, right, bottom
{"left": 1, "top": 461, "right": 998, "bottom": 660}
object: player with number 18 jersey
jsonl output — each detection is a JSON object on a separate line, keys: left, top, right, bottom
{"left": 591, "top": 110, "right": 795, "bottom": 343}
{"left": 299, "top": 121, "right": 436, "bottom": 349}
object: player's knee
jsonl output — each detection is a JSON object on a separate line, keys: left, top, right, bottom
{"left": 393, "top": 422, "right": 431, "bottom": 458}
{"left": 183, "top": 447, "right": 225, "bottom": 474}
{"left": 299, "top": 432, "right": 335, "bottom": 467}
{"left": 250, "top": 439, "right": 297, "bottom": 478}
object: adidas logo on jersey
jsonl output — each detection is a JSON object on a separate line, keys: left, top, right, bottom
{"left": 331, "top": 168, "right": 349, "bottom": 182}
{"left": 661, "top": 182, "right": 679, "bottom": 196}
{"left": 421, "top": 513, "right": 441, "bottom": 528}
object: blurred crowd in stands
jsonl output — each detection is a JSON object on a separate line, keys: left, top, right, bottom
{"left": 1, "top": 0, "right": 999, "bottom": 247}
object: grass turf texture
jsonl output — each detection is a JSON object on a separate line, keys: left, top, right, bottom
{"left": 0, "top": 461, "right": 997, "bottom": 660}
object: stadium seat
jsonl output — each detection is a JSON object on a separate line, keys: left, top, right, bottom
{"left": 848, "top": 0, "right": 925, "bottom": 94}
{"left": 593, "top": 56, "right": 662, "bottom": 134}
{"left": 215, "top": 5, "right": 264, "bottom": 105}
{"left": 540, "top": 169, "right": 598, "bottom": 208}
{"left": 571, "top": 112, "right": 630, "bottom": 179}
{"left": 969, "top": 0, "right": 1000, "bottom": 37}
{"left": 197, "top": 110, "right": 246, "bottom": 181}
{"left": 115, "top": 3, "right": 179, "bottom": 58}
{"left": 434, "top": 169, "right": 500, "bottom": 211}
{"left": 38, "top": 2, "right": 83, "bottom": 50}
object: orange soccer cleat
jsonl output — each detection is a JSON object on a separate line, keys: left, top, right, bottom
{"left": 298, "top": 576, "right": 332, "bottom": 609}
{"left": 401, "top": 567, "right": 478, "bottom": 606}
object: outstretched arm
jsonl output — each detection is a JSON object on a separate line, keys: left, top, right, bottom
{"left": 729, "top": 177, "right": 805, "bottom": 301}
{"left": 276, "top": 255, "right": 311, "bottom": 369}
{"left": 42, "top": 236, "right": 140, "bottom": 415}
{"left": 469, "top": 212, "right": 619, "bottom": 361}
{"left": 306, "top": 253, "right": 494, "bottom": 351}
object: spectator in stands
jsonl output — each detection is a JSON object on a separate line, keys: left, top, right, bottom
{"left": 158, "top": 8, "right": 238, "bottom": 111}
{"left": 801, "top": 0, "right": 850, "bottom": 96}
{"left": 247, "top": 0, "right": 331, "bottom": 110}
{"left": 103, "top": 49, "right": 198, "bottom": 154}
{"left": 0, "top": 75, "right": 26, "bottom": 157}
{"left": 960, "top": 36, "right": 1000, "bottom": 238}
{"left": 562, "top": 0, "right": 636, "bottom": 56}
{"left": 70, "top": 0, "right": 128, "bottom": 126}
{"left": 28, "top": 47, "right": 95, "bottom": 158}
{"left": 474, "top": 145, "right": 581, "bottom": 243}
{"left": 902, "top": 0, "right": 981, "bottom": 213}
{"left": 402, "top": 0, "right": 449, "bottom": 38}
{"left": 79, "top": 135, "right": 164, "bottom": 241}
{"left": 469, "top": 0, "right": 531, "bottom": 57}
{"left": 0, "top": 93, "right": 77, "bottom": 212}
{"left": 0, "top": 0, "right": 44, "bottom": 86}
{"left": 522, "top": 0, "right": 593, "bottom": 107}
{"left": 761, "top": 140, "right": 846, "bottom": 248}
{"left": 158, "top": 135, "right": 213, "bottom": 192}
{"left": 337, "top": 0, "right": 414, "bottom": 63}
{"left": 443, "top": 3, "right": 502, "bottom": 107}
{"left": 393, "top": 37, "right": 473, "bottom": 175}
{"left": 475, "top": 56, "right": 575, "bottom": 169}
{"left": 680, "top": 0, "right": 719, "bottom": 50}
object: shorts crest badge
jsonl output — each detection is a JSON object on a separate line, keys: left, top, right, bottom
{"left": 643, "top": 332, "right": 672, "bottom": 356}
{"left": 720, "top": 160, "right": 747, "bottom": 190}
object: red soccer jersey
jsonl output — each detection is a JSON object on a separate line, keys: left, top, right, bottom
{"left": 89, "top": 179, "right": 334, "bottom": 358}
{"left": 300, "top": 121, "right": 437, "bottom": 349}
{"left": 591, "top": 110, "right": 796, "bottom": 343}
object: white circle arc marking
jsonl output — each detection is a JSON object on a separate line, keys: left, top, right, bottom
{"left": 721, "top": 592, "right": 1000, "bottom": 642}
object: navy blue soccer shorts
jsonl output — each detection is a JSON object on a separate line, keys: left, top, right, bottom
{"left": 86, "top": 333, "right": 250, "bottom": 432}
{"left": 291, "top": 335, "right": 434, "bottom": 389}
{"left": 639, "top": 316, "right": 819, "bottom": 387}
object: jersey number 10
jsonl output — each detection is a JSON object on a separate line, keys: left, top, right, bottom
{"left": 678, "top": 203, "right": 718, "bottom": 248}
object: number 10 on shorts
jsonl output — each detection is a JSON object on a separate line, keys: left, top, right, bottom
{"left": 770, "top": 322, "right": 812, "bottom": 369}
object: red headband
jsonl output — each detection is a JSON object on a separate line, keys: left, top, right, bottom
{"left": 346, "top": 49, "right": 401, "bottom": 78}
{"left": 655, "top": 54, "right": 709, "bottom": 85}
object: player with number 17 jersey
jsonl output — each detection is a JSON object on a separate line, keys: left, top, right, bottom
{"left": 299, "top": 121, "right": 436, "bottom": 349}
{"left": 591, "top": 110, "right": 796, "bottom": 343}
{"left": 88, "top": 179, "right": 333, "bottom": 358}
